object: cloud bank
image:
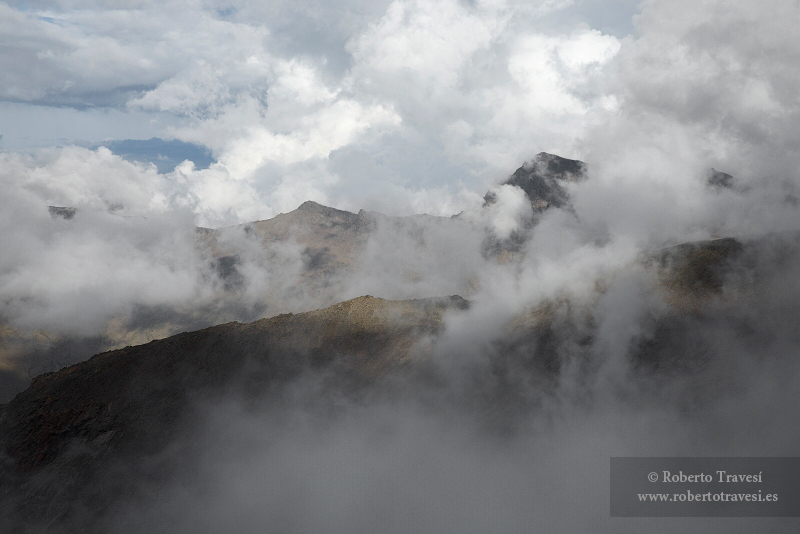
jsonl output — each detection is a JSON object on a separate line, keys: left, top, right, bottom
{"left": 1, "top": 0, "right": 798, "bottom": 377}
{"left": 1, "top": 0, "right": 800, "bottom": 530}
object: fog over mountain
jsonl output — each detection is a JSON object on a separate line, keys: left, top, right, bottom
{"left": 2, "top": 0, "right": 800, "bottom": 532}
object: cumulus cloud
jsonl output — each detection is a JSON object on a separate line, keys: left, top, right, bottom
{"left": 2, "top": 0, "right": 800, "bottom": 531}
{"left": 561, "top": 0, "right": 800, "bottom": 254}
{"left": 0, "top": 0, "right": 797, "bottom": 366}
{"left": 598, "top": 0, "right": 800, "bottom": 172}
{"left": 0, "top": 0, "right": 796, "bottom": 361}
{"left": 102, "top": 231, "right": 800, "bottom": 534}
{"left": 0, "top": 148, "right": 196, "bottom": 335}
{"left": 0, "top": 146, "right": 169, "bottom": 212}
{"left": 2, "top": 0, "right": 626, "bottom": 219}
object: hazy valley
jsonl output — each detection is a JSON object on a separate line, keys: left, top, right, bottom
{"left": 2, "top": 153, "right": 800, "bottom": 532}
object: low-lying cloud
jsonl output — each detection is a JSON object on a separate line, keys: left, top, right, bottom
{"left": 1, "top": 0, "right": 800, "bottom": 531}
{"left": 99, "top": 231, "right": 800, "bottom": 534}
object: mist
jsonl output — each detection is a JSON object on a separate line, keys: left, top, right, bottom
{"left": 2, "top": 0, "right": 800, "bottom": 531}
{"left": 97, "top": 229, "right": 800, "bottom": 534}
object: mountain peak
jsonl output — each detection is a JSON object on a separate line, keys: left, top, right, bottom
{"left": 297, "top": 200, "right": 325, "bottom": 210}
{"left": 529, "top": 152, "right": 587, "bottom": 183}
{"left": 707, "top": 168, "right": 735, "bottom": 189}
{"left": 295, "top": 200, "right": 337, "bottom": 214}
{"left": 293, "top": 200, "right": 364, "bottom": 221}
{"left": 48, "top": 206, "right": 77, "bottom": 220}
{"left": 485, "top": 152, "right": 587, "bottom": 211}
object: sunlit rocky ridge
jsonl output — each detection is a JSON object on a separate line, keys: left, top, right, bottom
{"left": 1, "top": 152, "right": 794, "bottom": 533}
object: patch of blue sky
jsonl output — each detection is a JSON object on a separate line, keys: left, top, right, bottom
{"left": 96, "top": 138, "right": 216, "bottom": 174}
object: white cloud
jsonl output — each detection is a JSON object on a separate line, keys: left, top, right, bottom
{"left": 507, "top": 29, "right": 619, "bottom": 115}
{"left": 0, "top": 146, "right": 169, "bottom": 213}
{"left": 0, "top": 0, "right": 628, "bottom": 221}
{"left": 3, "top": 0, "right": 799, "bottom": 347}
{"left": 347, "top": 0, "right": 498, "bottom": 89}
{"left": 5, "top": 3, "right": 800, "bottom": 531}
{"left": 611, "top": 0, "right": 800, "bottom": 177}
{"left": 564, "top": 0, "right": 800, "bottom": 249}
{"left": 485, "top": 184, "right": 532, "bottom": 240}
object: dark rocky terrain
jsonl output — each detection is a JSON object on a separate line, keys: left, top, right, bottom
{"left": 2, "top": 152, "right": 797, "bottom": 533}
{"left": 3, "top": 155, "right": 580, "bottom": 403}
{"left": 0, "top": 230, "right": 766, "bottom": 532}
{"left": 483, "top": 152, "right": 587, "bottom": 211}
{"left": 198, "top": 200, "right": 375, "bottom": 285}
{"left": 0, "top": 295, "right": 468, "bottom": 532}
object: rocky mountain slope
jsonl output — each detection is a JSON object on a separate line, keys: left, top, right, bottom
{"left": 0, "top": 226, "right": 769, "bottom": 532}
{"left": 0, "top": 295, "right": 468, "bottom": 531}
{"left": 2, "top": 150, "right": 795, "bottom": 533}
{"left": 0, "top": 152, "right": 750, "bottom": 405}
{"left": 483, "top": 152, "right": 587, "bottom": 211}
{"left": 5, "top": 155, "right": 582, "bottom": 402}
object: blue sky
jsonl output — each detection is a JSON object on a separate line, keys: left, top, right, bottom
{"left": 1, "top": 0, "right": 798, "bottom": 228}
{"left": 0, "top": 0, "right": 639, "bottom": 223}
{"left": 3, "top": 5, "right": 800, "bottom": 527}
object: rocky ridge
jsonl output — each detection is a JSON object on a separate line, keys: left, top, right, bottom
{"left": 0, "top": 295, "right": 468, "bottom": 531}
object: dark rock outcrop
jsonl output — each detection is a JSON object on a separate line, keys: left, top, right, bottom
{"left": 707, "top": 168, "right": 735, "bottom": 189}
{"left": 484, "top": 152, "right": 587, "bottom": 211}
{"left": 0, "top": 295, "right": 468, "bottom": 532}
{"left": 48, "top": 206, "right": 77, "bottom": 220}
{"left": 0, "top": 232, "right": 781, "bottom": 532}
{"left": 654, "top": 237, "right": 745, "bottom": 296}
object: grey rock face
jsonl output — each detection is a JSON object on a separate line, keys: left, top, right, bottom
{"left": 484, "top": 152, "right": 587, "bottom": 211}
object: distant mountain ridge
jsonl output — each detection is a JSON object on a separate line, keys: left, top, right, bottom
{"left": 2, "top": 146, "right": 790, "bottom": 533}
{"left": 484, "top": 152, "right": 587, "bottom": 210}
{"left": 0, "top": 295, "right": 469, "bottom": 531}
{"left": 0, "top": 230, "right": 770, "bottom": 531}
{"left": 0, "top": 153, "right": 741, "bottom": 406}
